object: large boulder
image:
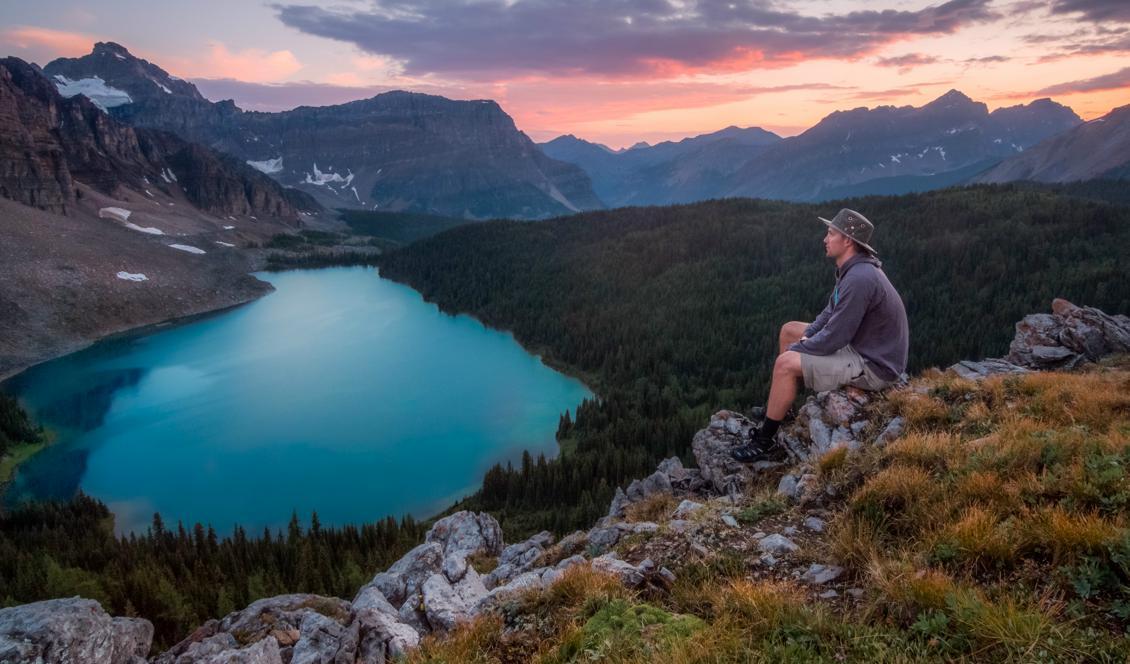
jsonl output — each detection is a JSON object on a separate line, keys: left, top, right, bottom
{"left": 691, "top": 410, "right": 762, "bottom": 494}
{"left": 0, "top": 597, "right": 153, "bottom": 664}
{"left": 425, "top": 512, "right": 504, "bottom": 573}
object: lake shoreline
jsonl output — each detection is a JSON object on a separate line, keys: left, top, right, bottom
{"left": 3, "top": 266, "right": 593, "bottom": 536}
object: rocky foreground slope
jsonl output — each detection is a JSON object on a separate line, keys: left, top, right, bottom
{"left": 2, "top": 299, "right": 1128, "bottom": 662}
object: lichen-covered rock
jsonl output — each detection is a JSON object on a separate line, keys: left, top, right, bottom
{"left": 375, "top": 542, "right": 444, "bottom": 606}
{"left": 691, "top": 410, "right": 759, "bottom": 495}
{"left": 289, "top": 612, "right": 345, "bottom": 664}
{"left": 198, "top": 636, "right": 282, "bottom": 664}
{"left": 1000, "top": 299, "right": 1130, "bottom": 370}
{"left": 758, "top": 534, "right": 799, "bottom": 555}
{"left": 0, "top": 597, "right": 153, "bottom": 664}
{"left": 421, "top": 567, "right": 489, "bottom": 633}
{"left": 425, "top": 511, "right": 504, "bottom": 563}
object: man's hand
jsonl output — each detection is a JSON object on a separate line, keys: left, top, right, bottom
{"left": 800, "top": 336, "right": 808, "bottom": 342}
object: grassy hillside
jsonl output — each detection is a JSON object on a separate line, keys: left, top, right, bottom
{"left": 376, "top": 183, "right": 1130, "bottom": 536}
{"left": 408, "top": 358, "right": 1130, "bottom": 662}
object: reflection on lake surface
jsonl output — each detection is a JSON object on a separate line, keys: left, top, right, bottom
{"left": 3, "top": 267, "right": 590, "bottom": 535}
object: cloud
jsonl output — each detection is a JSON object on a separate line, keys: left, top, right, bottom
{"left": 963, "top": 55, "right": 1009, "bottom": 64}
{"left": 1, "top": 26, "right": 99, "bottom": 57}
{"left": 271, "top": 0, "right": 998, "bottom": 79}
{"left": 1050, "top": 0, "right": 1130, "bottom": 23}
{"left": 875, "top": 53, "right": 940, "bottom": 68}
{"left": 164, "top": 43, "right": 302, "bottom": 83}
{"left": 1034, "top": 65, "right": 1130, "bottom": 95}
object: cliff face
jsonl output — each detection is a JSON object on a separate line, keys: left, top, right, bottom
{"left": 43, "top": 44, "right": 604, "bottom": 220}
{"left": 3, "top": 300, "right": 1127, "bottom": 663}
{"left": 0, "top": 56, "right": 315, "bottom": 220}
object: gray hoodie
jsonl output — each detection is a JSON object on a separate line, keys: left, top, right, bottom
{"left": 788, "top": 253, "right": 909, "bottom": 382}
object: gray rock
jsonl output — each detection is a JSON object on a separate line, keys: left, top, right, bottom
{"left": 555, "top": 530, "right": 588, "bottom": 557}
{"left": 800, "top": 563, "right": 843, "bottom": 585}
{"left": 380, "top": 542, "right": 444, "bottom": 605}
{"left": 776, "top": 474, "right": 799, "bottom": 499}
{"left": 163, "top": 632, "right": 238, "bottom": 664}
{"left": 626, "top": 470, "right": 673, "bottom": 502}
{"left": 692, "top": 410, "right": 760, "bottom": 494}
{"left": 948, "top": 359, "right": 1030, "bottom": 380}
{"left": 590, "top": 555, "right": 646, "bottom": 587}
{"left": 218, "top": 595, "right": 349, "bottom": 641}
{"left": 720, "top": 514, "right": 739, "bottom": 528}
{"left": 586, "top": 525, "right": 623, "bottom": 553}
{"left": 607, "top": 487, "right": 630, "bottom": 518}
{"left": 441, "top": 554, "right": 469, "bottom": 584}
{"left": 1006, "top": 300, "right": 1130, "bottom": 369}
{"left": 668, "top": 519, "right": 691, "bottom": 534}
{"left": 424, "top": 511, "right": 503, "bottom": 563}
{"left": 421, "top": 568, "right": 488, "bottom": 633}
{"left": 353, "top": 609, "right": 418, "bottom": 660}
{"left": 540, "top": 568, "right": 565, "bottom": 587}
{"left": 818, "top": 590, "right": 839, "bottom": 599}
{"left": 874, "top": 417, "right": 905, "bottom": 446}
{"left": 396, "top": 594, "right": 429, "bottom": 635}
{"left": 803, "top": 516, "right": 826, "bottom": 533}
{"left": 555, "top": 555, "right": 586, "bottom": 571}
{"left": 0, "top": 598, "right": 154, "bottom": 664}
{"left": 656, "top": 456, "right": 688, "bottom": 481}
{"left": 198, "top": 637, "right": 283, "bottom": 664}
{"left": 847, "top": 588, "right": 865, "bottom": 599}
{"left": 672, "top": 499, "right": 704, "bottom": 519}
{"left": 629, "top": 522, "right": 659, "bottom": 535}
{"left": 758, "top": 534, "right": 799, "bottom": 555}
{"left": 807, "top": 417, "right": 833, "bottom": 456}
{"left": 290, "top": 612, "right": 344, "bottom": 664}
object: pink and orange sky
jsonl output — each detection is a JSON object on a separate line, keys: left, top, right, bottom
{"left": 2, "top": 0, "right": 1128, "bottom": 148}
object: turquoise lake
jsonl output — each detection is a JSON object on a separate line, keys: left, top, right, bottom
{"left": 2, "top": 267, "right": 591, "bottom": 535}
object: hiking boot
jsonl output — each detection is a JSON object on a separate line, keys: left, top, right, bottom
{"left": 730, "top": 432, "right": 788, "bottom": 463}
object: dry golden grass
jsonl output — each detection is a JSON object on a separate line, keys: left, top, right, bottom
{"left": 624, "top": 492, "right": 679, "bottom": 523}
{"left": 817, "top": 445, "right": 848, "bottom": 474}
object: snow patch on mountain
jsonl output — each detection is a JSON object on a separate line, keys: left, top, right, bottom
{"left": 247, "top": 157, "right": 284, "bottom": 175}
{"left": 52, "top": 75, "right": 132, "bottom": 112}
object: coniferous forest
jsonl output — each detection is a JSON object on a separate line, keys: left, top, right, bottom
{"left": 2, "top": 182, "right": 1129, "bottom": 647}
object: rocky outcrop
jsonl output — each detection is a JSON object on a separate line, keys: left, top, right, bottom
{"left": 949, "top": 298, "right": 1130, "bottom": 378}
{"left": 0, "top": 597, "right": 152, "bottom": 664}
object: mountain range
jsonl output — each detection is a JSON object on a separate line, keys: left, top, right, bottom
{"left": 44, "top": 42, "right": 603, "bottom": 219}
{"left": 543, "top": 90, "right": 1094, "bottom": 206}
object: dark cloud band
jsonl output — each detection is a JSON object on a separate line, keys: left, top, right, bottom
{"left": 273, "top": 0, "right": 997, "bottom": 77}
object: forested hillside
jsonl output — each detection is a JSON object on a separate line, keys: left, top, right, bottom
{"left": 376, "top": 182, "right": 1130, "bottom": 535}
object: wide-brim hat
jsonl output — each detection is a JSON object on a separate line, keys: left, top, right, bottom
{"left": 818, "top": 208, "right": 878, "bottom": 256}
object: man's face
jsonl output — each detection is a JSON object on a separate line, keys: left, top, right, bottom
{"left": 823, "top": 227, "right": 853, "bottom": 259}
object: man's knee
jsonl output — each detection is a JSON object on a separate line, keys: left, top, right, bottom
{"left": 774, "top": 350, "right": 803, "bottom": 375}
{"left": 779, "top": 321, "right": 808, "bottom": 346}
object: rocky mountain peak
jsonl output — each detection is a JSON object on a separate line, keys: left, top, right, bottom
{"left": 44, "top": 42, "right": 207, "bottom": 106}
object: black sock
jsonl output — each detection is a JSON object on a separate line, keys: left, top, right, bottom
{"left": 760, "top": 417, "right": 781, "bottom": 439}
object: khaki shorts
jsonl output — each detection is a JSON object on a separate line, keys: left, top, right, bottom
{"left": 800, "top": 345, "right": 891, "bottom": 393}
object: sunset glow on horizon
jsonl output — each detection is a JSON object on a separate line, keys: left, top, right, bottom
{"left": 3, "top": 0, "right": 1128, "bottom": 148}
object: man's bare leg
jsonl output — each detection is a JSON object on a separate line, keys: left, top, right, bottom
{"left": 767, "top": 350, "right": 803, "bottom": 420}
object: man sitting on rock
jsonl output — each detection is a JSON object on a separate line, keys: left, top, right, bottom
{"left": 731, "top": 208, "right": 909, "bottom": 463}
